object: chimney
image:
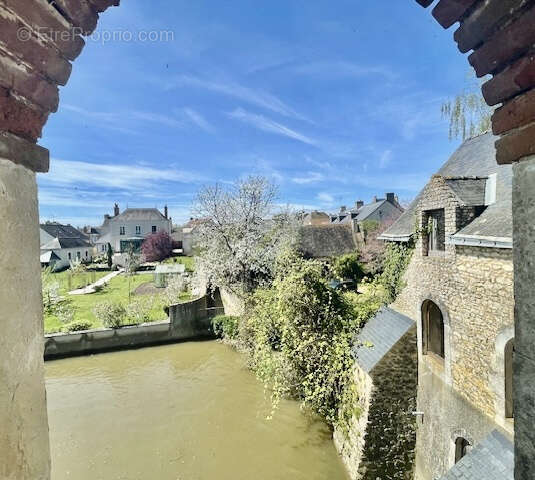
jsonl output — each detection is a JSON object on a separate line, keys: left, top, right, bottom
{"left": 164, "top": 205, "right": 168, "bottom": 219}
{"left": 356, "top": 200, "right": 364, "bottom": 209}
{"left": 340, "top": 206, "right": 347, "bottom": 213}
{"left": 386, "top": 192, "right": 395, "bottom": 204}
{"left": 372, "top": 196, "right": 378, "bottom": 203}
{"left": 104, "top": 214, "right": 111, "bottom": 222}
{"left": 114, "top": 203, "right": 120, "bottom": 216}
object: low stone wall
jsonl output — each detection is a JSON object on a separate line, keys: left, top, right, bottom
{"left": 44, "top": 296, "right": 214, "bottom": 360}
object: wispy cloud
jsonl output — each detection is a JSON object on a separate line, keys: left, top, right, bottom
{"left": 379, "top": 149, "right": 392, "bottom": 169}
{"left": 181, "top": 107, "right": 215, "bottom": 133}
{"left": 41, "top": 158, "right": 205, "bottom": 191}
{"left": 292, "top": 171, "right": 324, "bottom": 184}
{"left": 291, "top": 61, "right": 396, "bottom": 81}
{"left": 317, "top": 192, "right": 334, "bottom": 204}
{"left": 228, "top": 108, "right": 317, "bottom": 146}
{"left": 164, "top": 74, "right": 307, "bottom": 121}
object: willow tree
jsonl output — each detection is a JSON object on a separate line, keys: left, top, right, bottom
{"left": 441, "top": 73, "right": 494, "bottom": 141}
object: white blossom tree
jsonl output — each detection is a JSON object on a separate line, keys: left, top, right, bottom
{"left": 192, "top": 176, "right": 297, "bottom": 296}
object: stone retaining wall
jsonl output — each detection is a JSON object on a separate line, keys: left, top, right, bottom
{"left": 44, "top": 296, "right": 214, "bottom": 360}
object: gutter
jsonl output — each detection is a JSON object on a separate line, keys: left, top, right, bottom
{"left": 446, "top": 234, "right": 512, "bottom": 249}
{"left": 378, "top": 234, "right": 413, "bottom": 243}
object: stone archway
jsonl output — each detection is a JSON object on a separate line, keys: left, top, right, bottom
{"left": 0, "top": 1, "right": 534, "bottom": 479}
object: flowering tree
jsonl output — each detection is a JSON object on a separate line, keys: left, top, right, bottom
{"left": 141, "top": 230, "right": 173, "bottom": 262}
{"left": 193, "top": 176, "right": 297, "bottom": 296}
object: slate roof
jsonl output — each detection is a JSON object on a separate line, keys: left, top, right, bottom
{"left": 40, "top": 223, "right": 88, "bottom": 240}
{"left": 439, "top": 430, "right": 513, "bottom": 480}
{"left": 332, "top": 199, "right": 401, "bottom": 225}
{"left": 112, "top": 208, "right": 167, "bottom": 222}
{"left": 41, "top": 237, "right": 91, "bottom": 250}
{"left": 444, "top": 178, "right": 487, "bottom": 206}
{"left": 380, "top": 133, "right": 512, "bottom": 244}
{"left": 353, "top": 307, "right": 414, "bottom": 373}
{"left": 296, "top": 225, "right": 356, "bottom": 258}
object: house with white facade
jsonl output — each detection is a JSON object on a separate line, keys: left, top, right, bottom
{"left": 95, "top": 204, "right": 172, "bottom": 253}
{"left": 39, "top": 223, "right": 93, "bottom": 271}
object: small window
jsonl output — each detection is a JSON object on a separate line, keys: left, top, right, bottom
{"left": 136, "top": 226, "right": 141, "bottom": 235}
{"left": 76, "top": 251, "right": 81, "bottom": 260}
{"left": 120, "top": 226, "right": 126, "bottom": 236}
{"left": 68, "top": 252, "right": 72, "bottom": 260}
{"left": 422, "top": 300, "right": 445, "bottom": 359}
{"left": 455, "top": 437, "right": 470, "bottom": 463}
{"left": 505, "top": 339, "right": 514, "bottom": 419}
{"left": 152, "top": 225, "right": 157, "bottom": 233}
{"left": 425, "top": 209, "right": 445, "bottom": 254}
{"left": 85, "top": 251, "right": 88, "bottom": 258}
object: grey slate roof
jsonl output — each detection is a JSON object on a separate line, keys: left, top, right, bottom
{"left": 112, "top": 208, "right": 167, "bottom": 222}
{"left": 353, "top": 307, "right": 414, "bottom": 373}
{"left": 296, "top": 225, "right": 356, "bottom": 258}
{"left": 439, "top": 430, "right": 513, "bottom": 480}
{"left": 41, "top": 237, "right": 91, "bottom": 250}
{"left": 444, "top": 178, "right": 487, "bottom": 206}
{"left": 40, "top": 223, "right": 88, "bottom": 240}
{"left": 380, "top": 133, "right": 512, "bottom": 243}
{"left": 40, "top": 250, "right": 61, "bottom": 263}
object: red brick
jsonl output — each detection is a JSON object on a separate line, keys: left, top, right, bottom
{"left": 0, "top": 9, "right": 72, "bottom": 85}
{"left": 0, "top": 131, "right": 49, "bottom": 173}
{"left": 88, "top": 0, "right": 120, "bottom": 13}
{"left": 52, "top": 0, "right": 99, "bottom": 35}
{"left": 432, "top": 0, "right": 479, "bottom": 29}
{"left": 469, "top": 6, "right": 535, "bottom": 77}
{"left": 0, "top": 87, "right": 48, "bottom": 142}
{"left": 0, "top": 50, "right": 59, "bottom": 112}
{"left": 482, "top": 54, "right": 535, "bottom": 106}
{"left": 496, "top": 121, "right": 535, "bottom": 164}
{"left": 454, "top": 0, "right": 529, "bottom": 54}
{"left": 492, "top": 88, "right": 535, "bottom": 134}
{"left": 2, "top": 0, "right": 85, "bottom": 61}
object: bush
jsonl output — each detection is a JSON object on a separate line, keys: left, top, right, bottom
{"left": 125, "top": 298, "right": 154, "bottom": 325}
{"left": 93, "top": 301, "right": 126, "bottom": 328}
{"left": 161, "top": 275, "right": 190, "bottom": 307}
{"left": 212, "top": 315, "right": 240, "bottom": 340}
{"left": 333, "top": 253, "right": 365, "bottom": 284}
{"left": 379, "top": 243, "right": 414, "bottom": 304}
{"left": 62, "top": 320, "right": 92, "bottom": 333}
{"left": 142, "top": 231, "right": 173, "bottom": 262}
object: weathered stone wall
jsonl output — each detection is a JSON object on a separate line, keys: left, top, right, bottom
{"left": 0, "top": 159, "right": 50, "bottom": 480}
{"left": 334, "top": 327, "right": 418, "bottom": 480}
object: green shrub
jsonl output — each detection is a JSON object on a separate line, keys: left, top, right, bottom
{"left": 62, "top": 320, "right": 92, "bottom": 333}
{"left": 93, "top": 301, "right": 126, "bottom": 328}
{"left": 212, "top": 315, "right": 240, "bottom": 340}
{"left": 333, "top": 253, "right": 365, "bottom": 284}
{"left": 379, "top": 243, "right": 414, "bottom": 304}
{"left": 125, "top": 298, "right": 154, "bottom": 325}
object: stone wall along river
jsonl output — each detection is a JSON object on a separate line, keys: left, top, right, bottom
{"left": 45, "top": 341, "right": 349, "bottom": 480}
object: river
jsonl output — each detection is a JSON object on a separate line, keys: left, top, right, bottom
{"left": 45, "top": 341, "right": 349, "bottom": 480}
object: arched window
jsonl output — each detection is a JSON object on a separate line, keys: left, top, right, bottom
{"left": 422, "top": 300, "right": 445, "bottom": 358}
{"left": 454, "top": 437, "right": 470, "bottom": 463}
{"left": 505, "top": 339, "right": 514, "bottom": 419}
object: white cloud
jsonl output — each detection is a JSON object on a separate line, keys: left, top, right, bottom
{"left": 317, "top": 192, "right": 334, "bottom": 203}
{"left": 41, "top": 158, "right": 205, "bottom": 191}
{"left": 165, "top": 74, "right": 307, "bottom": 121}
{"left": 379, "top": 149, "right": 392, "bottom": 169}
{"left": 228, "top": 108, "right": 317, "bottom": 146}
{"left": 291, "top": 61, "right": 396, "bottom": 81}
{"left": 181, "top": 107, "right": 215, "bottom": 133}
{"left": 292, "top": 171, "right": 324, "bottom": 184}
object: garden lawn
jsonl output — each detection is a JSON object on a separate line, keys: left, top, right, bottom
{"left": 45, "top": 273, "right": 168, "bottom": 334}
{"left": 51, "top": 270, "right": 110, "bottom": 294}
{"left": 162, "top": 256, "right": 195, "bottom": 272}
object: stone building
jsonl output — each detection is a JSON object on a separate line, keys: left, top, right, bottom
{"left": 302, "top": 210, "right": 331, "bottom": 226}
{"left": 379, "top": 133, "right": 514, "bottom": 480}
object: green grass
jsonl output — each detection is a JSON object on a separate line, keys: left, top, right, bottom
{"left": 162, "top": 256, "right": 195, "bottom": 272}
{"left": 50, "top": 270, "right": 110, "bottom": 294}
{"left": 44, "top": 273, "right": 185, "bottom": 334}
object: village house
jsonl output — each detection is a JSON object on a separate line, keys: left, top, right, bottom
{"left": 94, "top": 204, "right": 172, "bottom": 254}
{"left": 39, "top": 222, "right": 92, "bottom": 271}
{"left": 331, "top": 192, "right": 404, "bottom": 234}
{"left": 378, "top": 133, "right": 514, "bottom": 480}
{"left": 302, "top": 210, "right": 331, "bottom": 226}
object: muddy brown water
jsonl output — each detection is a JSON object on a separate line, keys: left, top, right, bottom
{"left": 46, "top": 341, "right": 349, "bottom": 480}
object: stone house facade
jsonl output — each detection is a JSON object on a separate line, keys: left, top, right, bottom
{"left": 380, "top": 133, "right": 514, "bottom": 480}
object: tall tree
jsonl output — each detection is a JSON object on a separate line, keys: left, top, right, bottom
{"left": 193, "top": 176, "right": 296, "bottom": 295}
{"left": 441, "top": 72, "right": 494, "bottom": 141}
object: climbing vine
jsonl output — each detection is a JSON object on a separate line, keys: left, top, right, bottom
{"left": 379, "top": 242, "right": 414, "bottom": 304}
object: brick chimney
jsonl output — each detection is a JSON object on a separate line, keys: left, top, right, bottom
{"left": 356, "top": 200, "right": 364, "bottom": 209}
{"left": 114, "top": 203, "right": 120, "bottom": 216}
{"left": 386, "top": 192, "right": 395, "bottom": 204}
{"left": 164, "top": 205, "right": 168, "bottom": 219}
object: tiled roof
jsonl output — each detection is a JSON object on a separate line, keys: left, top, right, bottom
{"left": 296, "top": 225, "right": 356, "bottom": 258}
{"left": 40, "top": 223, "right": 88, "bottom": 240}
{"left": 439, "top": 430, "right": 513, "bottom": 480}
{"left": 353, "top": 307, "right": 414, "bottom": 373}
{"left": 380, "top": 133, "right": 512, "bottom": 242}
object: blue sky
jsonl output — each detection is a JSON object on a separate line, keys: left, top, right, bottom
{"left": 38, "top": 0, "right": 470, "bottom": 227}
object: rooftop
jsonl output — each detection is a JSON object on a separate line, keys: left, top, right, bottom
{"left": 296, "top": 225, "right": 356, "bottom": 259}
